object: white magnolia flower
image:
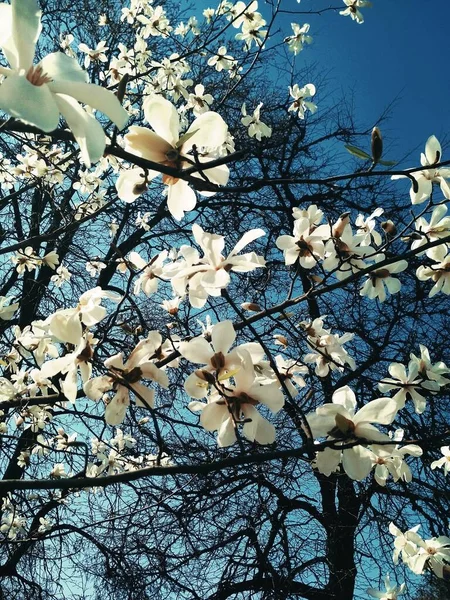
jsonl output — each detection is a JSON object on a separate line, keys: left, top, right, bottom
{"left": 288, "top": 83, "right": 317, "bottom": 119}
{"left": 207, "top": 46, "right": 235, "bottom": 72}
{"left": 360, "top": 255, "right": 408, "bottom": 302}
{"left": 276, "top": 218, "right": 329, "bottom": 268}
{"left": 169, "top": 224, "right": 266, "bottom": 307}
{"left": 355, "top": 207, "right": 384, "bottom": 246}
{"left": 389, "top": 522, "right": 421, "bottom": 565}
{"left": 78, "top": 41, "right": 109, "bottom": 69}
{"left": 0, "top": 0, "right": 128, "bottom": 165}
{"left": 340, "top": 0, "right": 372, "bottom": 24}
{"left": 392, "top": 136, "right": 450, "bottom": 205}
{"left": 417, "top": 252, "right": 450, "bottom": 297}
{"left": 431, "top": 446, "right": 450, "bottom": 475}
{"left": 0, "top": 296, "right": 19, "bottom": 320}
{"left": 367, "top": 574, "right": 405, "bottom": 599}
{"left": 284, "top": 23, "right": 312, "bottom": 55}
{"left": 84, "top": 333, "right": 169, "bottom": 425}
{"left": 307, "top": 386, "right": 398, "bottom": 480}
{"left": 378, "top": 360, "right": 439, "bottom": 414}
{"left": 189, "top": 349, "right": 284, "bottom": 447}
{"left": 241, "top": 103, "right": 272, "bottom": 141}
{"left": 117, "top": 95, "right": 229, "bottom": 220}
{"left": 411, "top": 204, "right": 450, "bottom": 259}
{"left": 405, "top": 530, "right": 450, "bottom": 578}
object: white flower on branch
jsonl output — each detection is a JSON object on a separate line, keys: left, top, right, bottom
{"left": 307, "top": 386, "right": 398, "bottom": 480}
{"left": 340, "top": 0, "right": 372, "bottom": 25}
{"left": 84, "top": 333, "right": 169, "bottom": 426}
{"left": 117, "top": 95, "right": 229, "bottom": 220}
{"left": 284, "top": 23, "right": 312, "bottom": 55}
{"left": 391, "top": 135, "right": 450, "bottom": 205}
{"left": 0, "top": 0, "right": 128, "bottom": 165}
{"left": 189, "top": 349, "right": 284, "bottom": 447}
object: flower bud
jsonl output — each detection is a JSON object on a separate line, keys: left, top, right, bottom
{"left": 241, "top": 302, "right": 262, "bottom": 312}
{"left": 371, "top": 127, "right": 383, "bottom": 164}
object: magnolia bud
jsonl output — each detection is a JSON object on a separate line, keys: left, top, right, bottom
{"left": 371, "top": 127, "right": 383, "bottom": 164}
{"left": 274, "top": 334, "right": 288, "bottom": 347}
{"left": 332, "top": 212, "right": 351, "bottom": 238}
{"left": 381, "top": 220, "right": 396, "bottom": 236}
{"left": 241, "top": 302, "right": 262, "bottom": 312}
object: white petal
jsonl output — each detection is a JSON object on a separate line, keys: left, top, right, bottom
{"left": 54, "top": 94, "right": 105, "bottom": 167}
{"left": 200, "top": 402, "right": 227, "bottom": 431}
{"left": 211, "top": 321, "right": 236, "bottom": 355}
{"left": 48, "top": 80, "right": 129, "bottom": 129}
{"left": 132, "top": 382, "right": 155, "bottom": 408}
{"left": 425, "top": 135, "right": 441, "bottom": 165}
{"left": 40, "top": 52, "right": 88, "bottom": 83}
{"left": 116, "top": 167, "right": 150, "bottom": 203}
{"left": 0, "top": 5, "right": 12, "bottom": 47}
{"left": 342, "top": 446, "right": 373, "bottom": 480}
{"left": 143, "top": 95, "right": 179, "bottom": 146}
{"left": 354, "top": 398, "right": 398, "bottom": 425}
{"left": 229, "top": 229, "right": 265, "bottom": 257}
{"left": 182, "top": 111, "right": 228, "bottom": 152}
{"left": 11, "top": 0, "right": 42, "bottom": 71}
{"left": 167, "top": 180, "right": 196, "bottom": 221}
{"left": 179, "top": 337, "right": 213, "bottom": 364}
{"left": 124, "top": 126, "right": 172, "bottom": 163}
{"left": 0, "top": 74, "right": 59, "bottom": 131}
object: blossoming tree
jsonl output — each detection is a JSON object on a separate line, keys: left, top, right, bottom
{"left": 0, "top": 0, "right": 448, "bottom": 598}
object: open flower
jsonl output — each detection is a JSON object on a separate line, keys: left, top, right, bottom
{"left": 84, "top": 333, "right": 169, "bottom": 425}
{"left": 307, "top": 386, "right": 398, "bottom": 480}
{"left": 340, "top": 0, "right": 372, "bottom": 24}
{"left": 0, "top": 0, "right": 128, "bottom": 166}
{"left": 117, "top": 95, "right": 228, "bottom": 220}
{"left": 391, "top": 136, "right": 450, "bottom": 204}
{"left": 367, "top": 574, "right": 405, "bottom": 599}
{"left": 189, "top": 349, "right": 284, "bottom": 447}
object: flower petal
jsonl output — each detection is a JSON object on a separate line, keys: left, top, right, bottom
{"left": 124, "top": 126, "right": 172, "bottom": 163}
{"left": 54, "top": 93, "right": 105, "bottom": 166}
{"left": 48, "top": 80, "right": 129, "bottom": 129}
{"left": 167, "top": 179, "right": 196, "bottom": 221}
{"left": 11, "top": 0, "right": 42, "bottom": 71}
{"left": 182, "top": 111, "right": 228, "bottom": 152}
{"left": 211, "top": 320, "right": 236, "bottom": 355}
{"left": 0, "top": 74, "right": 59, "bottom": 131}
{"left": 143, "top": 95, "right": 179, "bottom": 147}
{"left": 40, "top": 51, "right": 88, "bottom": 83}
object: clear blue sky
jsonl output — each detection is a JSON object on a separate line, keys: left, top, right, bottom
{"left": 275, "top": 0, "right": 450, "bottom": 162}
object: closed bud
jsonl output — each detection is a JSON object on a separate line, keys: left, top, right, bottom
{"left": 274, "top": 334, "right": 288, "bottom": 347}
{"left": 381, "top": 220, "right": 396, "bottom": 236}
{"left": 332, "top": 212, "right": 351, "bottom": 238}
{"left": 371, "top": 127, "right": 383, "bottom": 164}
{"left": 241, "top": 302, "right": 262, "bottom": 312}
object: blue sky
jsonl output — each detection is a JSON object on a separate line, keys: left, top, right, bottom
{"left": 277, "top": 0, "right": 450, "bottom": 162}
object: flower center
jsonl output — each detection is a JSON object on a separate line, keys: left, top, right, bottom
{"left": 26, "top": 65, "right": 52, "bottom": 87}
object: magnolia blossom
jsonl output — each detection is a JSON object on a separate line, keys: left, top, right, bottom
{"left": 340, "top": 0, "right": 372, "bottom": 24}
{"left": 284, "top": 23, "right": 312, "bottom": 55}
{"left": 431, "top": 446, "right": 450, "bottom": 475}
{"left": 378, "top": 361, "right": 439, "bottom": 414}
{"left": 288, "top": 83, "right": 317, "bottom": 119}
{"left": 0, "top": 296, "right": 19, "bottom": 320}
{"left": 84, "top": 333, "right": 169, "bottom": 425}
{"left": 0, "top": 0, "right": 128, "bottom": 165}
{"left": 207, "top": 46, "right": 235, "bottom": 72}
{"left": 368, "top": 441, "right": 423, "bottom": 486}
{"left": 307, "top": 386, "right": 398, "bottom": 480}
{"left": 189, "top": 350, "right": 284, "bottom": 447}
{"left": 367, "top": 574, "right": 405, "bottom": 600}
{"left": 47, "top": 287, "right": 121, "bottom": 345}
{"left": 117, "top": 95, "right": 229, "bottom": 220}
{"left": 40, "top": 332, "right": 97, "bottom": 403}
{"left": 179, "top": 320, "right": 263, "bottom": 398}
{"left": 276, "top": 218, "right": 329, "bottom": 268}
{"left": 392, "top": 136, "right": 450, "bottom": 204}
{"left": 241, "top": 103, "right": 272, "bottom": 141}
{"left": 411, "top": 204, "right": 450, "bottom": 258}
{"left": 416, "top": 252, "right": 450, "bottom": 297}
{"left": 405, "top": 530, "right": 450, "bottom": 578}
{"left": 355, "top": 207, "right": 384, "bottom": 246}
{"left": 360, "top": 255, "right": 408, "bottom": 302}
{"left": 169, "top": 224, "right": 266, "bottom": 307}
